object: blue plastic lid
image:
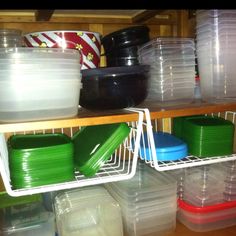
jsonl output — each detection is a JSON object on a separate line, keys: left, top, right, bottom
{"left": 139, "top": 131, "right": 188, "bottom": 161}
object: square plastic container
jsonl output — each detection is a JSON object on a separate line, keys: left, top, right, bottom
{"left": 54, "top": 186, "right": 123, "bottom": 236}
{"left": 177, "top": 199, "right": 236, "bottom": 232}
{"left": 1, "top": 202, "right": 55, "bottom": 236}
{"left": 72, "top": 123, "right": 131, "bottom": 177}
{"left": 139, "top": 131, "right": 188, "bottom": 161}
{"left": 8, "top": 133, "right": 74, "bottom": 189}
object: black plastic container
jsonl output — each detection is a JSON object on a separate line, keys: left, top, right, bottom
{"left": 79, "top": 65, "right": 149, "bottom": 110}
{"left": 106, "top": 45, "right": 140, "bottom": 66}
{"left": 101, "top": 26, "right": 150, "bottom": 52}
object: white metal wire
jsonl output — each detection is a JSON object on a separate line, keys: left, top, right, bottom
{"left": 0, "top": 109, "right": 144, "bottom": 197}
{"left": 131, "top": 108, "right": 236, "bottom": 171}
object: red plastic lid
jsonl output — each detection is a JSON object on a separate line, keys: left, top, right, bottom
{"left": 178, "top": 199, "right": 236, "bottom": 213}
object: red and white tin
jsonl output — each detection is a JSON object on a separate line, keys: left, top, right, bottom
{"left": 24, "top": 30, "right": 101, "bottom": 70}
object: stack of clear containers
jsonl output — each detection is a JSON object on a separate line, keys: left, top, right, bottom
{"left": 105, "top": 162, "right": 177, "bottom": 236}
{"left": 54, "top": 186, "right": 123, "bottom": 236}
{"left": 138, "top": 37, "right": 196, "bottom": 102}
{"left": 182, "top": 164, "right": 228, "bottom": 206}
{"left": 196, "top": 10, "right": 236, "bottom": 101}
{"left": 0, "top": 47, "right": 82, "bottom": 122}
{"left": 223, "top": 161, "right": 236, "bottom": 201}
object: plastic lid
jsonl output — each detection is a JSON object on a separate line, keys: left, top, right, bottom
{"left": 178, "top": 199, "right": 236, "bottom": 213}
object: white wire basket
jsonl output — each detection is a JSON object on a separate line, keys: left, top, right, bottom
{"left": 132, "top": 108, "right": 236, "bottom": 171}
{"left": 0, "top": 109, "right": 144, "bottom": 197}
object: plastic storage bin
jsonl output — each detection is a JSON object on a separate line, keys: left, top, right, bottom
{"left": 1, "top": 202, "right": 55, "bottom": 236}
{"left": 139, "top": 131, "right": 188, "bottom": 161}
{"left": 73, "top": 123, "right": 131, "bottom": 176}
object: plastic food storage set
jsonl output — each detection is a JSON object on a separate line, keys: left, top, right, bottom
{"left": 1, "top": 10, "right": 236, "bottom": 235}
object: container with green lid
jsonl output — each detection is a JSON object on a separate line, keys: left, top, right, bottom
{"left": 8, "top": 133, "right": 75, "bottom": 189}
{"left": 72, "top": 123, "right": 131, "bottom": 177}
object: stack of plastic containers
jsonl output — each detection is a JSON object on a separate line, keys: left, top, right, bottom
{"left": 0, "top": 47, "right": 82, "bottom": 122}
{"left": 0, "top": 29, "right": 23, "bottom": 48}
{"left": 176, "top": 163, "right": 236, "bottom": 232}
{"left": 1, "top": 202, "right": 55, "bottom": 236}
{"left": 196, "top": 10, "right": 236, "bottom": 101}
{"left": 105, "top": 162, "right": 177, "bottom": 236}
{"left": 138, "top": 37, "right": 196, "bottom": 102}
{"left": 223, "top": 161, "right": 236, "bottom": 201}
{"left": 54, "top": 186, "right": 123, "bottom": 236}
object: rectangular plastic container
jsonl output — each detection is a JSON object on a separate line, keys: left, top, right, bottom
{"left": 177, "top": 199, "right": 236, "bottom": 232}
{"left": 1, "top": 202, "right": 55, "bottom": 236}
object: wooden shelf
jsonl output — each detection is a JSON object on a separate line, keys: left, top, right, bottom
{"left": 1, "top": 101, "right": 236, "bottom": 133}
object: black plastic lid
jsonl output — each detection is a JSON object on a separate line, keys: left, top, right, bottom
{"left": 81, "top": 65, "right": 149, "bottom": 78}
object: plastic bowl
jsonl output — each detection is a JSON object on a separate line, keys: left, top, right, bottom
{"left": 23, "top": 30, "right": 101, "bottom": 70}
{"left": 79, "top": 65, "right": 149, "bottom": 110}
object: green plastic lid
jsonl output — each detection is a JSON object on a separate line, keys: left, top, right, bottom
{"left": 72, "top": 123, "right": 131, "bottom": 177}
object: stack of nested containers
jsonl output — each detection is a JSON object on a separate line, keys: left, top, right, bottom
{"left": 196, "top": 10, "right": 236, "bottom": 101}
{"left": 54, "top": 186, "right": 123, "bottom": 236}
{"left": 176, "top": 163, "right": 236, "bottom": 232}
{"left": 0, "top": 47, "right": 82, "bottom": 122}
{"left": 138, "top": 37, "right": 196, "bottom": 102}
{"left": 105, "top": 162, "right": 177, "bottom": 236}
{"left": 101, "top": 25, "right": 150, "bottom": 67}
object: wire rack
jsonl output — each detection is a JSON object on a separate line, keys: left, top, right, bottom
{"left": 131, "top": 108, "right": 236, "bottom": 171}
{"left": 0, "top": 109, "right": 144, "bottom": 197}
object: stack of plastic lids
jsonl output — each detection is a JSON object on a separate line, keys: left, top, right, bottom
{"left": 182, "top": 164, "right": 227, "bottom": 207}
{"left": 54, "top": 185, "right": 123, "bottom": 236}
{"left": 8, "top": 133, "right": 75, "bottom": 189}
{"left": 1, "top": 202, "right": 55, "bottom": 236}
{"left": 173, "top": 115, "right": 235, "bottom": 157}
{"left": 0, "top": 47, "right": 82, "bottom": 122}
{"left": 138, "top": 37, "right": 196, "bottom": 102}
{"left": 196, "top": 10, "right": 236, "bottom": 101}
{"left": 105, "top": 162, "right": 177, "bottom": 236}
{"left": 72, "top": 123, "right": 131, "bottom": 177}
{"left": 223, "top": 161, "right": 236, "bottom": 201}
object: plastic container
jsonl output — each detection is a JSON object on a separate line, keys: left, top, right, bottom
{"left": 139, "top": 131, "right": 188, "bottom": 161}
{"left": 177, "top": 199, "right": 236, "bottom": 232}
{"left": 1, "top": 202, "right": 55, "bottom": 236}
{"left": 101, "top": 25, "right": 150, "bottom": 52}
{"left": 0, "top": 29, "right": 23, "bottom": 48}
{"left": 73, "top": 123, "right": 131, "bottom": 176}
{"left": 8, "top": 133, "right": 74, "bottom": 189}
{"left": 79, "top": 65, "right": 149, "bottom": 110}
{"left": 24, "top": 30, "right": 101, "bottom": 70}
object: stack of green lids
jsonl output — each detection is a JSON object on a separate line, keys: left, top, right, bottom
{"left": 8, "top": 133, "right": 74, "bottom": 189}
{"left": 72, "top": 123, "right": 131, "bottom": 177}
{"left": 173, "top": 115, "right": 235, "bottom": 157}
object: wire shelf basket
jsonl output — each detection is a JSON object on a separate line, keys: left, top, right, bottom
{"left": 0, "top": 109, "right": 144, "bottom": 197}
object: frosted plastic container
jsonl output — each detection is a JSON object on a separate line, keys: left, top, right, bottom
{"left": 1, "top": 203, "right": 55, "bottom": 236}
{"left": 54, "top": 186, "right": 123, "bottom": 236}
{"left": 177, "top": 199, "right": 236, "bottom": 232}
